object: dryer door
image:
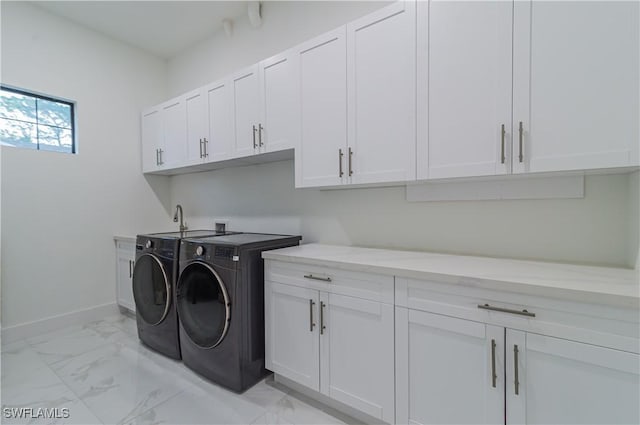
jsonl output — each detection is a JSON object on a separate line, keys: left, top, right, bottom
{"left": 132, "top": 253, "right": 171, "bottom": 326}
{"left": 176, "top": 261, "right": 231, "bottom": 349}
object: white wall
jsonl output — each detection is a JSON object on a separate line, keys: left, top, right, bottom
{"left": 0, "top": 2, "right": 173, "bottom": 329}
{"left": 166, "top": 1, "right": 639, "bottom": 269}
{"left": 167, "top": 1, "right": 389, "bottom": 97}
{"left": 171, "top": 162, "right": 636, "bottom": 268}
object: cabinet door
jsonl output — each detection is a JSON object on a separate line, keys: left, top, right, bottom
{"left": 116, "top": 242, "right": 136, "bottom": 312}
{"left": 185, "top": 89, "right": 206, "bottom": 164}
{"left": 422, "top": 1, "right": 512, "bottom": 179}
{"left": 141, "top": 108, "right": 162, "bottom": 173}
{"left": 320, "top": 293, "right": 395, "bottom": 423}
{"left": 161, "top": 98, "right": 188, "bottom": 168}
{"left": 513, "top": 1, "right": 640, "bottom": 173}
{"left": 395, "top": 308, "right": 503, "bottom": 425}
{"left": 506, "top": 331, "right": 639, "bottom": 425}
{"left": 295, "top": 27, "right": 348, "bottom": 188}
{"left": 347, "top": 2, "right": 416, "bottom": 185}
{"left": 205, "top": 80, "right": 234, "bottom": 161}
{"left": 259, "top": 51, "right": 298, "bottom": 153}
{"left": 232, "top": 65, "right": 260, "bottom": 158}
{"left": 265, "top": 281, "right": 320, "bottom": 391}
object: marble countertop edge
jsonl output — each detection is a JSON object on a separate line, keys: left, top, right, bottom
{"left": 262, "top": 244, "right": 640, "bottom": 309}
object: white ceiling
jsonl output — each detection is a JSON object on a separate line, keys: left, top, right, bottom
{"left": 31, "top": 1, "right": 249, "bottom": 59}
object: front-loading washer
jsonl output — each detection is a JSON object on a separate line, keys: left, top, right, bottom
{"left": 177, "top": 233, "right": 301, "bottom": 392}
{"left": 132, "top": 230, "right": 238, "bottom": 359}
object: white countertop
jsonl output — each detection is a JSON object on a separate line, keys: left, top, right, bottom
{"left": 263, "top": 244, "right": 640, "bottom": 308}
{"left": 114, "top": 235, "right": 136, "bottom": 242}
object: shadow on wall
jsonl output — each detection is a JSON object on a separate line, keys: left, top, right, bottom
{"left": 144, "top": 174, "right": 173, "bottom": 216}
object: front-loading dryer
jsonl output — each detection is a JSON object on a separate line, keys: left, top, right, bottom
{"left": 177, "top": 233, "right": 301, "bottom": 392}
{"left": 132, "top": 230, "right": 237, "bottom": 359}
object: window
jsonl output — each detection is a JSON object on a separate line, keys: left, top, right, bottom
{"left": 0, "top": 86, "right": 76, "bottom": 154}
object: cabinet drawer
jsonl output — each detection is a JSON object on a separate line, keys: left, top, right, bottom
{"left": 265, "top": 260, "right": 394, "bottom": 304}
{"left": 116, "top": 240, "right": 135, "bottom": 252}
{"left": 396, "top": 277, "right": 640, "bottom": 353}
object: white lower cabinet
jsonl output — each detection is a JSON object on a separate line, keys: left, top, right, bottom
{"left": 395, "top": 308, "right": 504, "bottom": 424}
{"left": 321, "top": 293, "right": 394, "bottom": 421}
{"left": 115, "top": 239, "right": 136, "bottom": 312}
{"left": 265, "top": 266, "right": 395, "bottom": 423}
{"left": 507, "top": 331, "right": 639, "bottom": 425}
{"left": 265, "top": 281, "right": 320, "bottom": 390}
{"left": 396, "top": 309, "right": 640, "bottom": 425}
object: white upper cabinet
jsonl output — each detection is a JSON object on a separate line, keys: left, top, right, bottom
{"left": 418, "top": 0, "right": 513, "bottom": 180}
{"left": 295, "top": 27, "right": 348, "bottom": 188}
{"left": 161, "top": 97, "right": 188, "bottom": 169}
{"left": 204, "top": 79, "right": 234, "bottom": 161}
{"left": 347, "top": 1, "right": 416, "bottom": 185}
{"left": 185, "top": 89, "right": 207, "bottom": 164}
{"left": 512, "top": 1, "right": 640, "bottom": 173}
{"left": 141, "top": 107, "right": 162, "bottom": 173}
{"left": 259, "top": 50, "right": 298, "bottom": 153}
{"left": 232, "top": 65, "right": 261, "bottom": 158}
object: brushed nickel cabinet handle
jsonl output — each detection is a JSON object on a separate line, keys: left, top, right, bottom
{"left": 320, "top": 301, "right": 326, "bottom": 335}
{"left": 199, "top": 138, "right": 203, "bottom": 158}
{"left": 203, "top": 138, "right": 208, "bottom": 158}
{"left": 252, "top": 125, "right": 257, "bottom": 149}
{"left": 478, "top": 304, "right": 535, "bottom": 318}
{"left": 338, "top": 149, "right": 344, "bottom": 177}
{"left": 309, "top": 299, "right": 316, "bottom": 332}
{"left": 158, "top": 149, "right": 163, "bottom": 165}
{"left": 304, "top": 274, "right": 332, "bottom": 282}
{"left": 491, "top": 339, "right": 497, "bottom": 388}
{"left": 258, "top": 124, "right": 264, "bottom": 147}
{"left": 518, "top": 121, "right": 524, "bottom": 163}
{"left": 514, "top": 344, "right": 520, "bottom": 395}
{"left": 348, "top": 147, "right": 353, "bottom": 176}
{"left": 500, "top": 124, "right": 506, "bottom": 164}
{"left": 155, "top": 149, "right": 159, "bottom": 165}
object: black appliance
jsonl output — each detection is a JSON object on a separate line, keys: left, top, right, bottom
{"left": 132, "top": 230, "right": 238, "bottom": 359}
{"left": 177, "top": 233, "right": 302, "bottom": 392}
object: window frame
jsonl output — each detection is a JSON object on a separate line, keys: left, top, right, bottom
{"left": 0, "top": 85, "right": 76, "bottom": 154}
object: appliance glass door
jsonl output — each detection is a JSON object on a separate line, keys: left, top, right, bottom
{"left": 132, "top": 253, "right": 171, "bottom": 325}
{"left": 177, "top": 261, "right": 230, "bottom": 348}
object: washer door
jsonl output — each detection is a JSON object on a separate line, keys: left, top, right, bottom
{"left": 177, "top": 261, "right": 230, "bottom": 349}
{"left": 132, "top": 253, "right": 171, "bottom": 326}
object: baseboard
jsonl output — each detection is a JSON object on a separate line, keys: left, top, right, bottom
{"left": 273, "top": 374, "right": 386, "bottom": 425}
{"left": 1, "top": 302, "right": 119, "bottom": 343}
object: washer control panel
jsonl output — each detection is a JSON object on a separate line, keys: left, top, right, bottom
{"left": 214, "top": 246, "right": 235, "bottom": 259}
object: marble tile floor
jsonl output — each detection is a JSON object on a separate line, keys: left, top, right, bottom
{"left": 1, "top": 314, "right": 354, "bottom": 425}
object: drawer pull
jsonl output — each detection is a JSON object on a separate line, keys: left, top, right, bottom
{"left": 309, "top": 299, "right": 316, "bottom": 332}
{"left": 303, "top": 274, "right": 332, "bottom": 282}
{"left": 478, "top": 304, "right": 535, "bottom": 317}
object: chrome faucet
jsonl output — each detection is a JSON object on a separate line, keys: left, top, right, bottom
{"left": 173, "top": 204, "right": 188, "bottom": 232}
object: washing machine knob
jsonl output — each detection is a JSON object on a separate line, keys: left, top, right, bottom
{"left": 196, "top": 246, "right": 204, "bottom": 256}
{"left": 145, "top": 240, "right": 153, "bottom": 249}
